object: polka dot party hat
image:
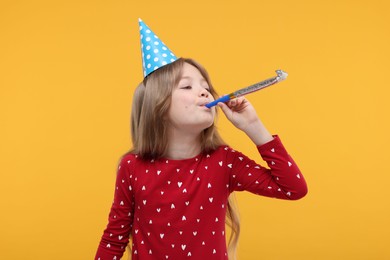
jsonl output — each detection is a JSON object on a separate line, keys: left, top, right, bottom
{"left": 138, "top": 18, "right": 178, "bottom": 77}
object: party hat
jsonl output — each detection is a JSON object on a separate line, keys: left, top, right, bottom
{"left": 138, "top": 19, "right": 178, "bottom": 77}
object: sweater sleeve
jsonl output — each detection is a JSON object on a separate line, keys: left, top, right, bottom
{"left": 95, "top": 155, "right": 135, "bottom": 260}
{"left": 228, "top": 135, "right": 308, "bottom": 200}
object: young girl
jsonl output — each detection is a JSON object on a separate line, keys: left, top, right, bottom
{"left": 95, "top": 58, "right": 307, "bottom": 260}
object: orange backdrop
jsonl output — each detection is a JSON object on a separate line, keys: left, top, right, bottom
{"left": 1, "top": 0, "right": 389, "bottom": 259}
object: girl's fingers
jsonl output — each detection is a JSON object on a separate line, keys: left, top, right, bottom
{"left": 228, "top": 99, "right": 236, "bottom": 107}
{"left": 218, "top": 97, "right": 249, "bottom": 117}
{"left": 217, "top": 102, "right": 231, "bottom": 117}
{"left": 227, "top": 97, "right": 248, "bottom": 111}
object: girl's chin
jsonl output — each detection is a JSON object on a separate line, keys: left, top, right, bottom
{"left": 191, "top": 121, "right": 215, "bottom": 133}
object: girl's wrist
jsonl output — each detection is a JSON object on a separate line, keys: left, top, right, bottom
{"left": 243, "top": 120, "right": 273, "bottom": 146}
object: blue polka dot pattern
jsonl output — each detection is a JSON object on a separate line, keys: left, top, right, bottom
{"left": 138, "top": 19, "right": 178, "bottom": 78}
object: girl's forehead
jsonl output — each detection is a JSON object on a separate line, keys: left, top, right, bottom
{"left": 179, "top": 75, "right": 207, "bottom": 84}
{"left": 180, "top": 63, "right": 205, "bottom": 81}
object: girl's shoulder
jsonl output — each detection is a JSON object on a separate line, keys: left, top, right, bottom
{"left": 118, "top": 152, "right": 139, "bottom": 167}
{"left": 206, "top": 144, "right": 238, "bottom": 158}
{"left": 214, "top": 144, "right": 237, "bottom": 153}
{"left": 210, "top": 145, "right": 252, "bottom": 162}
{"left": 118, "top": 146, "right": 242, "bottom": 165}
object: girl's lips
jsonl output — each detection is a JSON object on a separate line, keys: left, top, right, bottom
{"left": 198, "top": 100, "right": 212, "bottom": 107}
{"left": 199, "top": 103, "right": 210, "bottom": 109}
{"left": 199, "top": 105, "right": 213, "bottom": 111}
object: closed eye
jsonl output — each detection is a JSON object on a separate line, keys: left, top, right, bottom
{"left": 181, "top": 86, "right": 192, "bottom": 89}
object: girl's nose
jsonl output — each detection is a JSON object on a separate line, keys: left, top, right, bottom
{"left": 200, "top": 88, "right": 209, "bottom": 97}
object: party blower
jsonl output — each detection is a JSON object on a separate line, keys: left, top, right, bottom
{"left": 205, "top": 70, "right": 288, "bottom": 108}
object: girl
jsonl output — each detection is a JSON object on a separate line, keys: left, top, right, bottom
{"left": 95, "top": 58, "right": 308, "bottom": 260}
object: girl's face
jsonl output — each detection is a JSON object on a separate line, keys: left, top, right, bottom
{"left": 167, "top": 62, "right": 216, "bottom": 133}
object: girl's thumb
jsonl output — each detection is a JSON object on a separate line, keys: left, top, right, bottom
{"left": 218, "top": 102, "right": 230, "bottom": 116}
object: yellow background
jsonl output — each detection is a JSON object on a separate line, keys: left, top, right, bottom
{"left": 1, "top": 0, "right": 389, "bottom": 259}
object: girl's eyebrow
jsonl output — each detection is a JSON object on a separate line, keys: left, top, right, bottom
{"left": 180, "top": 76, "right": 206, "bottom": 82}
{"left": 178, "top": 76, "right": 208, "bottom": 87}
{"left": 179, "top": 76, "right": 192, "bottom": 81}
{"left": 178, "top": 76, "right": 192, "bottom": 84}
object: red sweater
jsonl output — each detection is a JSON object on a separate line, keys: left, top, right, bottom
{"left": 95, "top": 136, "right": 307, "bottom": 259}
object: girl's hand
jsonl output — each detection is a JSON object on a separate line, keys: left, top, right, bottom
{"left": 218, "top": 97, "right": 273, "bottom": 145}
{"left": 217, "top": 97, "right": 259, "bottom": 131}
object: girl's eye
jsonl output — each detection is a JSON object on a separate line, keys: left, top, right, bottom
{"left": 182, "top": 86, "right": 192, "bottom": 89}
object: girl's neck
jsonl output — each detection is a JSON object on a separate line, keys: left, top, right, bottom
{"left": 166, "top": 129, "right": 202, "bottom": 160}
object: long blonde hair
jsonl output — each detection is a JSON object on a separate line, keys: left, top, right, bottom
{"left": 127, "top": 58, "right": 240, "bottom": 259}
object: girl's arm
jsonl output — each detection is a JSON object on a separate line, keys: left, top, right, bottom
{"left": 218, "top": 97, "right": 307, "bottom": 200}
{"left": 95, "top": 155, "right": 135, "bottom": 260}
{"left": 224, "top": 137, "right": 308, "bottom": 200}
